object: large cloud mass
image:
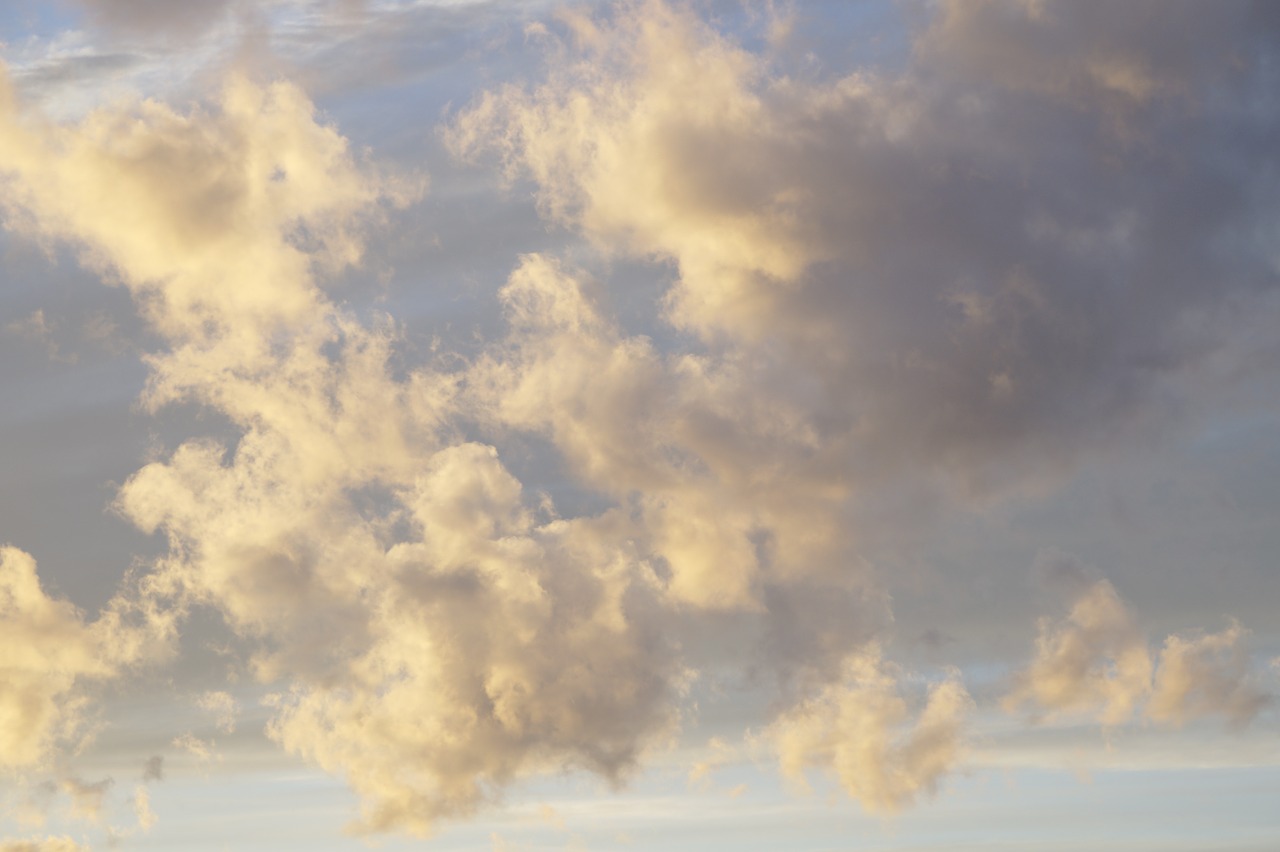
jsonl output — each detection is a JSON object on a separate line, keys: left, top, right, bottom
{"left": 1, "top": 0, "right": 1278, "bottom": 839}
{"left": 450, "top": 0, "right": 1280, "bottom": 497}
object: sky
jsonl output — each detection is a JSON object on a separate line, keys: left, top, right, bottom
{"left": 0, "top": 1, "right": 1279, "bottom": 849}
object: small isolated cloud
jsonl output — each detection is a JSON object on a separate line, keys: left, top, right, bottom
{"left": 1148, "top": 622, "right": 1270, "bottom": 728}
{"left": 141, "top": 755, "right": 163, "bottom": 782}
{"left": 687, "top": 736, "right": 734, "bottom": 788}
{"left": 770, "top": 647, "right": 972, "bottom": 814}
{"left": 132, "top": 785, "right": 156, "bottom": 832}
{"left": 195, "top": 690, "right": 240, "bottom": 734}
{"left": 1004, "top": 579, "right": 1153, "bottom": 726}
{"left": 536, "top": 803, "right": 565, "bottom": 831}
{"left": 59, "top": 776, "right": 113, "bottom": 824}
{"left": 171, "top": 732, "right": 217, "bottom": 765}
{"left": 1007, "top": 570, "right": 1271, "bottom": 728}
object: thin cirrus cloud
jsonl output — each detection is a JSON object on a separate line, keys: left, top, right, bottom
{"left": 0, "top": 0, "right": 1277, "bottom": 847}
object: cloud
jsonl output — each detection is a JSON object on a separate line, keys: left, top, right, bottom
{"left": 3, "top": 0, "right": 1279, "bottom": 838}
{"left": 71, "top": 0, "right": 238, "bottom": 37}
{"left": 263, "top": 444, "right": 683, "bottom": 833}
{"left": 448, "top": 0, "right": 1280, "bottom": 500}
{"left": 1, "top": 62, "right": 681, "bottom": 836}
{"left": 1007, "top": 573, "right": 1271, "bottom": 727}
{"left": 469, "top": 254, "right": 856, "bottom": 613}
{"left": 0, "top": 838, "right": 87, "bottom": 852}
{"left": 195, "top": 690, "right": 239, "bottom": 734}
{"left": 916, "top": 0, "right": 1275, "bottom": 104}
{"left": 140, "top": 756, "right": 163, "bottom": 782}
{"left": 770, "top": 647, "right": 972, "bottom": 814}
{"left": 132, "top": 785, "right": 156, "bottom": 832}
{"left": 0, "top": 546, "right": 110, "bottom": 771}
{"left": 1004, "top": 579, "right": 1153, "bottom": 725}
{"left": 58, "top": 776, "right": 112, "bottom": 824}
{"left": 1148, "top": 622, "right": 1271, "bottom": 728}
{"left": 171, "top": 733, "right": 217, "bottom": 765}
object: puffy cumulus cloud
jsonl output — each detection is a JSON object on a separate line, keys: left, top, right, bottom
{"left": 1148, "top": 622, "right": 1271, "bottom": 728}
{"left": 469, "top": 254, "right": 856, "bottom": 613}
{"left": 0, "top": 63, "right": 685, "bottom": 835}
{"left": 265, "top": 446, "right": 681, "bottom": 833}
{"left": 0, "top": 546, "right": 164, "bottom": 773}
{"left": 770, "top": 647, "right": 972, "bottom": 814}
{"left": 8, "top": 0, "right": 1277, "bottom": 836}
{"left": 449, "top": 0, "right": 1280, "bottom": 497}
{"left": 0, "top": 838, "right": 86, "bottom": 852}
{"left": 1007, "top": 577, "right": 1270, "bottom": 727}
{"left": 1004, "top": 580, "right": 1153, "bottom": 726}
{"left": 0, "top": 67, "right": 416, "bottom": 365}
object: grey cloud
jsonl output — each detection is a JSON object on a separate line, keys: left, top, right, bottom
{"left": 72, "top": 0, "right": 238, "bottom": 36}
{"left": 141, "top": 755, "right": 163, "bottom": 782}
{"left": 13, "top": 52, "right": 140, "bottom": 97}
{"left": 451, "top": 0, "right": 1280, "bottom": 501}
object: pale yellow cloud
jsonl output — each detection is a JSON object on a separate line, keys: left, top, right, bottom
{"left": 3, "top": 0, "right": 1275, "bottom": 837}
{"left": 470, "top": 253, "right": 852, "bottom": 612}
{"left": 445, "top": 0, "right": 818, "bottom": 344}
{"left": 770, "top": 647, "right": 972, "bottom": 814}
{"left": 1004, "top": 580, "right": 1153, "bottom": 726}
{"left": 1007, "top": 578, "right": 1270, "bottom": 728}
{"left": 0, "top": 547, "right": 109, "bottom": 771}
{"left": 132, "top": 785, "right": 156, "bottom": 833}
{"left": 1148, "top": 622, "right": 1270, "bottom": 728}
{"left": 195, "top": 690, "right": 240, "bottom": 734}
{"left": 1, "top": 62, "right": 683, "bottom": 835}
